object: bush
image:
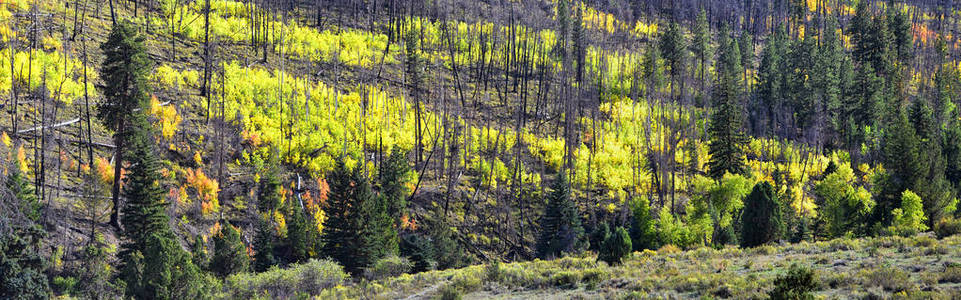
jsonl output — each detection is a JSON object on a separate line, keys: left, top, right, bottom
{"left": 364, "top": 255, "right": 412, "bottom": 280}
{"left": 598, "top": 227, "right": 632, "bottom": 265}
{"left": 211, "top": 223, "right": 249, "bottom": 277}
{"left": 769, "top": 263, "right": 817, "bottom": 300}
{"left": 224, "top": 259, "right": 348, "bottom": 298}
{"left": 589, "top": 223, "right": 610, "bottom": 252}
{"left": 939, "top": 266, "right": 961, "bottom": 283}
{"left": 741, "top": 181, "right": 783, "bottom": 248}
{"left": 485, "top": 260, "right": 503, "bottom": 283}
{"left": 861, "top": 266, "right": 913, "bottom": 292}
{"left": 934, "top": 217, "right": 961, "bottom": 238}
{"left": 435, "top": 284, "right": 461, "bottom": 300}
{"left": 550, "top": 271, "right": 582, "bottom": 288}
{"left": 889, "top": 190, "right": 928, "bottom": 236}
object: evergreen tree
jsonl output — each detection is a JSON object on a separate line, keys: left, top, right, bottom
{"left": 816, "top": 17, "right": 845, "bottom": 144}
{"left": 740, "top": 181, "right": 783, "bottom": 248}
{"left": 629, "top": 197, "right": 657, "bottom": 251}
{"left": 286, "top": 202, "right": 311, "bottom": 263}
{"left": 708, "top": 26, "right": 747, "bottom": 180}
{"left": 756, "top": 26, "right": 785, "bottom": 135}
{"left": 121, "top": 233, "right": 216, "bottom": 300}
{"left": 0, "top": 168, "right": 49, "bottom": 299}
{"left": 257, "top": 166, "right": 282, "bottom": 213}
{"left": 588, "top": 222, "right": 610, "bottom": 252}
{"left": 660, "top": 21, "right": 687, "bottom": 102}
{"left": 120, "top": 114, "right": 170, "bottom": 256}
{"left": 738, "top": 31, "right": 754, "bottom": 84}
{"left": 875, "top": 113, "right": 922, "bottom": 225}
{"left": 322, "top": 159, "right": 397, "bottom": 275}
{"left": 690, "top": 9, "right": 711, "bottom": 96}
{"left": 536, "top": 173, "right": 587, "bottom": 259}
{"left": 252, "top": 215, "right": 277, "bottom": 272}
{"left": 359, "top": 192, "right": 399, "bottom": 267}
{"left": 378, "top": 148, "right": 411, "bottom": 223}
{"left": 597, "top": 227, "right": 631, "bottom": 265}
{"left": 211, "top": 223, "right": 249, "bottom": 277}
{"left": 191, "top": 235, "right": 209, "bottom": 271}
{"left": 98, "top": 19, "right": 153, "bottom": 229}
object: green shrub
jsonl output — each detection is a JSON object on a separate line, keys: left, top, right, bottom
{"left": 939, "top": 266, "right": 961, "bottom": 283}
{"left": 769, "top": 263, "right": 817, "bottom": 300}
{"left": 224, "top": 259, "right": 348, "bottom": 298}
{"left": 741, "top": 181, "right": 783, "bottom": 248}
{"left": 934, "top": 217, "right": 961, "bottom": 238}
{"left": 589, "top": 223, "right": 610, "bottom": 252}
{"left": 435, "top": 284, "right": 461, "bottom": 300}
{"left": 861, "top": 266, "right": 913, "bottom": 292}
{"left": 485, "top": 260, "right": 503, "bottom": 283}
{"left": 598, "top": 227, "right": 632, "bottom": 265}
{"left": 364, "top": 255, "right": 412, "bottom": 280}
{"left": 550, "top": 271, "right": 582, "bottom": 288}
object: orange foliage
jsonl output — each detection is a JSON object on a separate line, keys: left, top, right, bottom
{"left": 94, "top": 156, "right": 114, "bottom": 185}
{"left": 400, "top": 214, "right": 418, "bottom": 230}
{"left": 184, "top": 168, "right": 220, "bottom": 216}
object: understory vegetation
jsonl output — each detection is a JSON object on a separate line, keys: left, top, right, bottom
{"left": 5, "top": 0, "right": 961, "bottom": 298}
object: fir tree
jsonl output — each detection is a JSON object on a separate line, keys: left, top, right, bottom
{"left": 629, "top": 197, "right": 657, "bottom": 251}
{"left": 536, "top": 173, "right": 587, "bottom": 259}
{"left": 0, "top": 168, "right": 49, "bottom": 299}
{"left": 708, "top": 26, "right": 747, "bottom": 180}
{"left": 211, "top": 223, "right": 249, "bottom": 277}
{"left": 120, "top": 114, "right": 170, "bottom": 256}
{"left": 597, "top": 227, "right": 631, "bottom": 265}
{"left": 98, "top": 20, "right": 153, "bottom": 229}
{"left": 876, "top": 112, "right": 922, "bottom": 225}
{"left": 252, "top": 215, "right": 277, "bottom": 272}
{"left": 121, "top": 233, "right": 216, "bottom": 300}
{"left": 322, "top": 159, "right": 397, "bottom": 275}
{"left": 378, "top": 148, "right": 411, "bottom": 223}
{"left": 286, "top": 202, "right": 311, "bottom": 263}
{"left": 257, "top": 166, "right": 282, "bottom": 213}
{"left": 740, "top": 181, "right": 783, "bottom": 248}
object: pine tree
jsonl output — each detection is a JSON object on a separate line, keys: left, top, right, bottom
{"left": 536, "top": 173, "right": 587, "bottom": 259}
{"left": 660, "top": 21, "right": 687, "bottom": 103}
{"left": 876, "top": 112, "right": 922, "bottom": 225}
{"left": 597, "top": 227, "right": 631, "bottom": 265}
{"left": 121, "top": 233, "right": 215, "bottom": 300}
{"left": 708, "top": 26, "right": 747, "bottom": 180}
{"left": 756, "top": 26, "right": 785, "bottom": 135}
{"left": 378, "top": 148, "right": 411, "bottom": 223}
{"left": 252, "top": 215, "right": 277, "bottom": 272}
{"left": 740, "top": 181, "right": 782, "bottom": 248}
{"left": 257, "top": 166, "right": 282, "bottom": 213}
{"left": 0, "top": 168, "right": 49, "bottom": 299}
{"left": 588, "top": 222, "right": 610, "bottom": 252}
{"left": 120, "top": 114, "right": 170, "bottom": 255}
{"left": 690, "top": 9, "right": 711, "bottom": 93}
{"left": 98, "top": 20, "right": 153, "bottom": 229}
{"left": 322, "top": 159, "right": 397, "bottom": 275}
{"left": 629, "top": 197, "right": 657, "bottom": 251}
{"left": 286, "top": 202, "right": 311, "bottom": 263}
{"left": 211, "top": 223, "right": 249, "bottom": 277}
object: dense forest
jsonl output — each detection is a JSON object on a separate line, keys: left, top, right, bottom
{"left": 4, "top": 0, "right": 961, "bottom": 298}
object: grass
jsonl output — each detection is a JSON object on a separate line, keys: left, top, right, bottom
{"left": 304, "top": 235, "right": 961, "bottom": 299}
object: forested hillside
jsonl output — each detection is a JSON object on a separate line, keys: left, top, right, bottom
{"left": 4, "top": 0, "right": 961, "bottom": 298}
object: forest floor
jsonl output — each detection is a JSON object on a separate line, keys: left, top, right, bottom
{"left": 328, "top": 234, "right": 961, "bottom": 299}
